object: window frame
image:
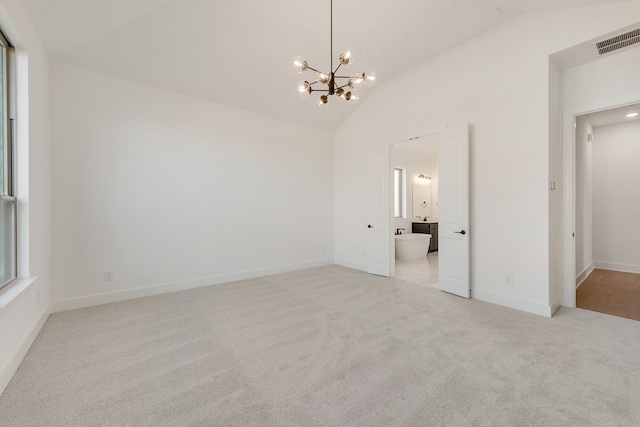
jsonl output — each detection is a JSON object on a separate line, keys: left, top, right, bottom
{"left": 0, "top": 28, "right": 16, "bottom": 292}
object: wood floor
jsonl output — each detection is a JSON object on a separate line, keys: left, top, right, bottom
{"left": 576, "top": 268, "right": 640, "bottom": 320}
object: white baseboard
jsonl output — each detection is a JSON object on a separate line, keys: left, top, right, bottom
{"left": 575, "top": 262, "right": 595, "bottom": 288}
{"left": 334, "top": 258, "right": 367, "bottom": 272}
{"left": 473, "top": 289, "right": 555, "bottom": 318}
{"left": 593, "top": 261, "right": 640, "bottom": 275}
{"left": 51, "top": 259, "right": 334, "bottom": 313}
{"left": 0, "top": 304, "right": 51, "bottom": 396}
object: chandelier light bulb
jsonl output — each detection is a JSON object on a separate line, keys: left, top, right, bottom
{"left": 363, "top": 70, "right": 377, "bottom": 86}
{"left": 297, "top": 81, "right": 312, "bottom": 98}
{"left": 293, "top": 55, "right": 308, "bottom": 73}
{"left": 346, "top": 91, "right": 359, "bottom": 104}
{"left": 336, "top": 88, "right": 345, "bottom": 98}
{"left": 339, "top": 50, "right": 352, "bottom": 65}
{"left": 318, "top": 72, "right": 331, "bottom": 84}
{"left": 348, "top": 74, "right": 364, "bottom": 90}
{"left": 318, "top": 95, "right": 329, "bottom": 106}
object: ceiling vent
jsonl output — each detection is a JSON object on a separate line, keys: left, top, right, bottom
{"left": 595, "top": 28, "right": 640, "bottom": 55}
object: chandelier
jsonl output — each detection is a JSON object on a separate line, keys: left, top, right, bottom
{"left": 293, "top": 0, "right": 376, "bottom": 106}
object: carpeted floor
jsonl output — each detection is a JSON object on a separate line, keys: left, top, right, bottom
{"left": 1, "top": 265, "right": 639, "bottom": 426}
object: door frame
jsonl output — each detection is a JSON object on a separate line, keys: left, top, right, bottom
{"left": 562, "top": 92, "right": 640, "bottom": 307}
{"left": 388, "top": 124, "right": 469, "bottom": 294}
{"left": 388, "top": 130, "right": 440, "bottom": 279}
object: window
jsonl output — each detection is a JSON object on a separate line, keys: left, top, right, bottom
{"left": 0, "top": 30, "right": 15, "bottom": 291}
{"left": 394, "top": 167, "right": 405, "bottom": 218}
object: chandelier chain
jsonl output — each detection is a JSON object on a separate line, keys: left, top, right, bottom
{"left": 330, "top": 0, "right": 333, "bottom": 73}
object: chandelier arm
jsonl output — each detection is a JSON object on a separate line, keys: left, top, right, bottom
{"left": 305, "top": 65, "right": 322, "bottom": 73}
{"left": 334, "top": 75, "right": 352, "bottom": 79}
{"left": 333, "top": 62, "right": 342, "bottom": 74}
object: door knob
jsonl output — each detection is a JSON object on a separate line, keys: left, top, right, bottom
{"left": 367, "top": 224, "right": 373, "bottom": 228}
{"left": 454, "top": 230, "right": 466, "bottom": 235}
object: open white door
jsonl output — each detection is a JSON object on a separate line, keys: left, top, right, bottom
{"left": 366, "top": 148, "right": 390, "bottom": 276}
{"left": 438, "top": 124, "right": 470, "bottom": 298}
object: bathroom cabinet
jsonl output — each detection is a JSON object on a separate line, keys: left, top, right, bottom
{"left": 412, "top": 222, "right": 438, "bottom": 252}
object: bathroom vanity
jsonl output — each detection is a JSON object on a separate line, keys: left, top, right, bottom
{"left": 412, "top": 222, "right": 438, "bottom": 252}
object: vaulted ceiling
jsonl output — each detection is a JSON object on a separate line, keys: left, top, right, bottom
{"left": 24, "top": 0, "right": 630, "bottom": 132}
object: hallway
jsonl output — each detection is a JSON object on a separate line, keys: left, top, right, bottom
{"left": 576, "top": 269, "right": 640, "bottom": 320}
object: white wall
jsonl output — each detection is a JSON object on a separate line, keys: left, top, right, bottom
{"left": 561, "top": 47, "right": 640, "bottom": 111}
{"left": 575, "top": 115, "right": 594, "bottom": 282}
{"left": 50, "top": 63, "right": 334, "bottom": 310}
{"left": 592, "top": 120, "right": 640, "bottom": 272}
{"left": 335, "top": 2, "right": 640, "bottom": 316}
{"left": 0, "top": 0, "right": 51, "bottom": 395}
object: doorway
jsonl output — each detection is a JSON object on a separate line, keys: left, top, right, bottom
{"left": 572, "top": 103, "right": 640, "bottom": 319}
{"left": 366, "top": 124, "right": 469, "bottom": 297}
{"left": 391, "top": 134, "right": 439, "bottom": 288}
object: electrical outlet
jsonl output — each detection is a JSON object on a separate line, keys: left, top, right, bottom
{"left": 104, "top": 271, "right": 113, "bottom": 282}
{"left": 505, "top": 274, "right": 513, "bottom": 285}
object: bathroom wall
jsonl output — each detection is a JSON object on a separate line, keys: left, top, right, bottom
{"left": 431, "top": 155, "right": 439, "bottom": 221}
{"left": 592, "top": 120, "right": 640, "bottom": 273}
{"left": 392, "top": 147, "right": 435, "bottom": 234}
{"left": 50, "top": 62, "right": 335, "bottom": 310}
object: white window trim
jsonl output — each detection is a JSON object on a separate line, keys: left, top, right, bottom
{"left": 0, "top": 36, "right": 38, "bottom": 307}
{"left": 0, "top": 277, "right": 37, "bottom": 308}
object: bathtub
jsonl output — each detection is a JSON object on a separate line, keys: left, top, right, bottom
{"left": 395, "top": 233, "right": 431, "bottom": 261}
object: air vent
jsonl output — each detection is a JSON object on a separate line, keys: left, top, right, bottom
{"left": 595, "top": 28, "right": 640, "bottom": 55}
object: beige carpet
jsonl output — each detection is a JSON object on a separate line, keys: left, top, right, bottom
{"left": 1, "top": 265, "right": 639, "bottom": 426}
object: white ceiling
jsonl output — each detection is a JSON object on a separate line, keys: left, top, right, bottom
{"left": 585, "top": 103, "right": 640, "bottom": 127}
{"left": 23, "top": 0, "right": 631, "bottom": 132}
